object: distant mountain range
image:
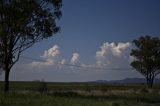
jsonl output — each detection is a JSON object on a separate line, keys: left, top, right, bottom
{"left": 88, "top": 78, "right": 160, "bottom": 84}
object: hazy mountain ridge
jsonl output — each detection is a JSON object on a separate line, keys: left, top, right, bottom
{"left": 88, "top": 78, "right": 160, "bottom": 84}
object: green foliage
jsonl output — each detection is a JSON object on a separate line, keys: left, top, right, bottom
{"left": 130, "top": 36, "right": 160, "bottom": 87}
{"left": 0, "top": 0, "right": 62, "bottom": 65}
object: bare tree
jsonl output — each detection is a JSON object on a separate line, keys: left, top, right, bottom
{"left": 0, "top": 0, "right": 62, "bottom": 92}
{"left": 130, "top": 36, "right": 160, "bottom": 88}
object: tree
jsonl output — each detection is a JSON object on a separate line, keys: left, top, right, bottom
{"left": 130, "top": 36, "right": 160, "bottom": 88}
{"left": 0, "top": 41, "right": 2, "bottom": 74}
{"left": 0, "top": 0, "right": 62, "bottom": 92}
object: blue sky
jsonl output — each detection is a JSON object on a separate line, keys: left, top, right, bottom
{"left": 1, "top": 0, "right": 160, "bottom": 82}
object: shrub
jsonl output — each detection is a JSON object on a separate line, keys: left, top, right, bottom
{"left": 37, "top": 79, "right": 48, "bottom": 93}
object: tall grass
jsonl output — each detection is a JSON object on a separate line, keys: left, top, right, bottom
{"left": 0, "top": 91, "right": 160, "bottom": 106}
{"left": 0, "top": 92, "right": 137, "bottom": 106}
{"left": 0, "top": 81, "right": 160, "bottom": 106}
{"left": 1, "top": 81, "right": 160, "bottom": 91}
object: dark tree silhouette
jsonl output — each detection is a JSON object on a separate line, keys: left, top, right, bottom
{"left": 130, "top": 36, "right": 160, "bottom": 88}
{"left": 0, "top": 0, "right": 62, "bottom": 92}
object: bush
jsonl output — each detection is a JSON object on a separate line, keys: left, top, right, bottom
{"left": 140, "top": 87, "right": 149, "bottom": 93}
{"left": 52, "top": 91, "right": 79, "bottom": 97}
{"left": 37, "top": 79, "right": 48, "bottom": 93}
{"left": 112, "top": 102, "right": 119, "bottom": 106}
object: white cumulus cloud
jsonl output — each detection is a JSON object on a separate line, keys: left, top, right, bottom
{"left": 96, "top": 42, "right": 132, "bottom": 68}
{"left": 31, "top": 45, "right": 62, "bottom": 68}
{"left": 70, "top": 53, "right": 79, "bottom": 65}
{"left": 41, "top": 45, "right": 60, "bottom": 58}
{"left": 59, "top": 59, "right": 66, "bottom": 65}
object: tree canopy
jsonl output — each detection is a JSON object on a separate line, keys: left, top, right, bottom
{"left": 0, "top": 0, "right": 62, "bottom": 92}
{"left": 130, "top": 36, "right": 160, "bottom": 87}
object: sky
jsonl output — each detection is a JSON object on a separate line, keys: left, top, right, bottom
{"left": 1, "top": 0, "right": 160, "bottom": 82}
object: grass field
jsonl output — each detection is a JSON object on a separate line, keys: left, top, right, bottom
{"left": 0, "top": 81, "right": 160, "bottom": 106}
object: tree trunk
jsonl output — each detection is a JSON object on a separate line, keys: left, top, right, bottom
{"left": 4, "top": 68, "right": 10, "bottom": 92}
{"left": 147, "top": 78, "right": 154, "bottom": 88}
{"left": 150, "top": 77, "right": 154, "bottom": 88}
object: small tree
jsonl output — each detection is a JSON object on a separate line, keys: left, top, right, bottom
{"left": 130, "top": 36, "right": 160, "bottom": 88}
{"left": 0, "top": 0, "right": 62, "bottom": 92}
